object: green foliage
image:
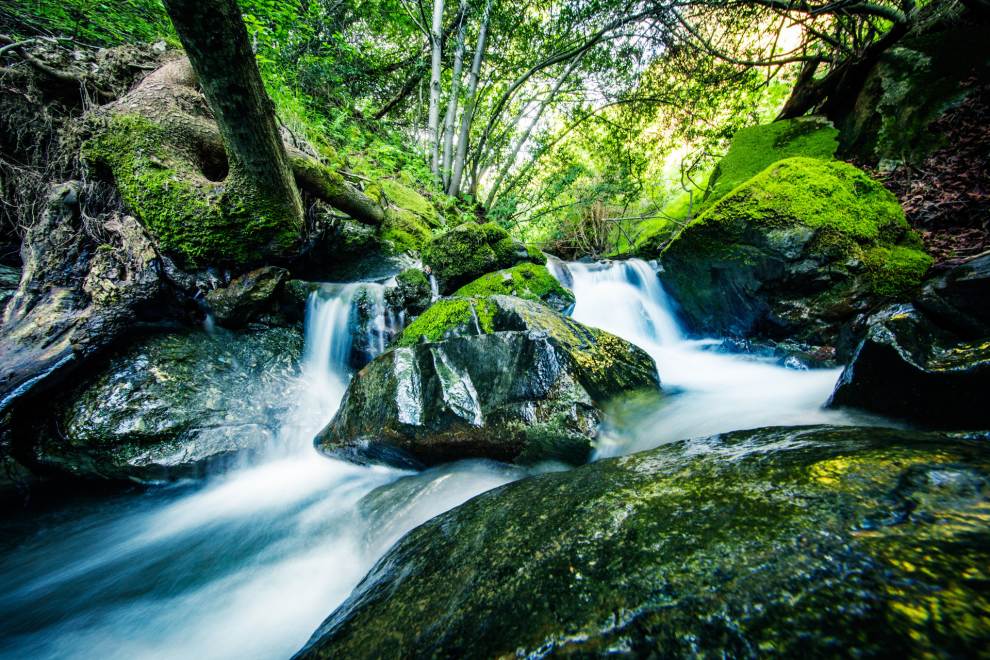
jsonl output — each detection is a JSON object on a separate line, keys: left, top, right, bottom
{"left": 82, "top": 114, "right": 299, "bottom": 267}
{"left": 453, "top": 263, "right": 574, "bottom": 307}
{"left": 4, "top": 0, "right": 175, "bottom": 45}
{"left": 396, "top": 297, "right": 496, "bottom": 346}
{"left": 704, "top": 118, "right": 839, "bottom": 203}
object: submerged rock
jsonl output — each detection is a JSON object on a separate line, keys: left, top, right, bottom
{"left": 316, "top": 295, "right": 658, "bottom": 467}
{"left": 661, "top": 157, "right": 931, "bottom": 353}
{"left": 205, "top": 266, "right": 287, "bottom": 327}
{"left": 453, "top": 262, "right": 574, "bottom": 313}
{"left": 422, "top": 221, "right": 540, "bottom": 294}
{"left": 297, "top": 425, "right": 990, "bottom": 658}
{"left": 23, "top": 326, "right": 302, "bottom": 482}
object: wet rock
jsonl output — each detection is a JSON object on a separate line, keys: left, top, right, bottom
{"left": 21, "top": 326, "right": 302, "bottom": 482}
{"left": 384, "top": 268, "right": 432, "bottom": 316}
{"left": 297, "top": 425, "right": 990, "bottom": 659}
{"left": 422, "top": 221, "right": 540, "bottom": 294}
{"left": 0, "top": 183, "right": 174, "bottom": 417}
{"left": 205, "top": 266, "right": 287, "bottom": 327}
{"left": 914, "top": 253, "right": 990, "bottom": 338}
{"left": 316, "top": 295, "right": 659, "bottom": 467}
{"left": 661, "top": 157, "right": 931, "bottom": 354}
{"left": 828, "top": 303, "right": 990, "bottom": 428}
{"left": 0, "top": 264, "right": 19, "bottom": 310}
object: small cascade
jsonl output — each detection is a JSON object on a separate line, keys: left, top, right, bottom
{"left": 428, "top": 273, "right": 440, "bottom": 301}
{"left": 557, "top": 259, "right": 865, "bottom": 456}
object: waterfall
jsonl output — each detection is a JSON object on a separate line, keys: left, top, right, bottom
{"left": 0, "top": 282, "right": 516, "bottom": 660}
{"left": 555, "top": 259, "right": 869, "bottom": 456}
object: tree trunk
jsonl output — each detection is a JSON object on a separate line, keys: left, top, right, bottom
{"left": 428, "top": 0, "right": 446, "bottom": 178}
{"left": 448, "top": 0, "right": 493, "bottom": 196}
{"left": 162, "top": 0, "right": 304, "bottom": 238}
{"left": 441, "top": 0, "right": 469, "bottom": 189}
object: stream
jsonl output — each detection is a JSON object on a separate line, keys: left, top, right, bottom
{"left": 0, "top": 259, "right": 870, "bottom": 659}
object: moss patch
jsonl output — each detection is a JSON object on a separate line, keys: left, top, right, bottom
{"left": 381, "top": 207, "right": 432, "bottom": 254}
{"left": 864, "top": 245, "right": 934, "bottom": 297}
{"left": 705, "top": 117, "right": 839, "bottom": 204}
{"left": 396, "top": 297, "right": 496, "bottom": 346}
{"left": 454, "top": 263, "right": 574, "bottom": 307}
{"left": 82, "top": 113, "right": 300, "bottom": 267}
{"left": 379, "top": 179, "right": 439, "bottom": 227}
{"left": 422, "top": 221, "right": 536, "bottom": 292}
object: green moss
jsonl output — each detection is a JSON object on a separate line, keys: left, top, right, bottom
{"left": 395, "top": 267, "right": 429, "bottom": 290}
{"left": 379, "top": 179, "right": 439, "bottom": 227}
{"left": 422, "top": 222, "right": 511, "bottom": 290}
{"left": 681, "top": 157, "right": 918, "bottom": 263}
{"left": 706, "top": 118, "right": 839, "bottom": 203}
{"left": 454, "top": 263, "right": 574, "bottom": 307}
{"left": 864, "top": 245, "right": 933, "bottom": 296}
{"left": 396, "top": 297, "right": 496, "bottom": 346}
{"left": 83, "top": 114, "right": 300, "bottom": 267}
{"left": 381, "top": 208, "right": 432, "bottom": 254}
{"left": 525, "top": 244, "right": 545, "bottom": 264}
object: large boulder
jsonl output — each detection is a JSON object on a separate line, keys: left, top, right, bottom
{"left": 661, "top": 157, "right": 931, "bottom": 353}
{"left": 421, "top": 221, "right": 540, "bottom": 294}
{"left": 453, "top": 262, "right": 574, "bottom": 313}
{"left": 829, "top": 254, "right": 990, "bottom": 427}
{"left": 704, "top": 116, "right": 839, "bottom": 204}
{"left": 297, "top": 425, "right": 990, "bottom": 658}
{"left": 316, "top": 295, "right": 659, "bottom": 467}
{"left": 16, "top": 325, "right": 302, "bottom": 482}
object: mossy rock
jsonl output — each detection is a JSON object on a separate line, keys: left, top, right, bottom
{"left": 317, "top": 295, "right": 659, "bottom": 467}
{"left": 83, "top": 113, "right": 300, "bottom": 268}
{"left": 30, "top": 326, "right": 302, "bottom": 482}
{"left": 661, "top": 157, "right": 932, "bottom": 351}
{"left": 836, "top": 15, "right": 990, "bottom": 165}
{"left": 384, "top": 268, "right": 432, "bottom": 316}
{"left": 453, "top": 263, "right": 574, "bottom": 312}
{"left": 298, "top": 425, "right": 990, "bottom": 658}
{"left": 704, "top": 117, "right": 839, "bottom": 204}
{"left": 421, "top": 221, "right": 539, "bottom": 293}
{"left": 379, "top": 179, "right": 440, "bottom": 227}
{"left": 380, "top": 207, "right": 433, "bottom": 254}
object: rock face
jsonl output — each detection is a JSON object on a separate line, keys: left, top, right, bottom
{"left": 828, "top": 304, "right": 990, "bottom": 428}
{"left": 661, "top": 157, "right": 931, "bottom": 352}
{"left": 21, "top": 326, "right": 302, "bottom": 482}
{"left": 297, "top": 425, "right": 990, "bottom": 659}
{"left": 453, "top": 262, "right": 574, "bottom": 313}
{"left": 422, "top": 221, "right": 540, "bottom": 294}
{"left": 316, "top": 295, "right": 659, "bottom": 467}
{"left": 205, "top": 266, "right": 287, "bottom": 327}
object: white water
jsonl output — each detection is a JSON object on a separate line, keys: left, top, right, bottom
{"left": 0, "top": 261, "right": 874, "bottom": 658}
{"left": 0, "top": 284, "right": 519, "bottom": 660}
{"left": 553, "top": 259, "right": 871, "bottom": 456}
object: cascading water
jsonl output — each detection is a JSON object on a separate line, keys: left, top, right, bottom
{"left": 0, "top": 283, "right": 517, "bottom": 660}
{"left": 0, "top": 261, "right": 881, "bottom": 659}
{"left": 552, "top": 258, "right": 876, "bottom": 456}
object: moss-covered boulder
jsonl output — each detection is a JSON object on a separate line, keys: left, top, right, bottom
{"left": 422, "top": 221, "right": 539, "bottom": 293}
{"left": 384, "top": 268, "right": 432, "bottom": 316}
{"left": 297, "top": 425, "right": 990, "bottom": 658}
{"left": 316, "top": 295, "right": 659, "bottom": 467}
{"left": 705, "top": 117, "right": 839, "bottom": 204}
{"left": 829, "top": 302, "right": 990, "bottom": 429}
{"left": 453, "top": 262, "right": 574, "bottom": 312}
{"left": 24, "top": 326, "right": 302, "bottom": 482}
{"left": 661, "top": 157, "right": 932, "bottom": 351}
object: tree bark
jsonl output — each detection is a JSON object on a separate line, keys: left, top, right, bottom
{"left": 428, "top": 0, "right": 446, "bottom": 178}
{"left": 448, "top": 0, "right": 493, "bottom": 196}
{"left": 162, "top": 0, "right": 304, "bottom": 232}
{"left": 441, "top": 0, "right": 469, "bottom": 189}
